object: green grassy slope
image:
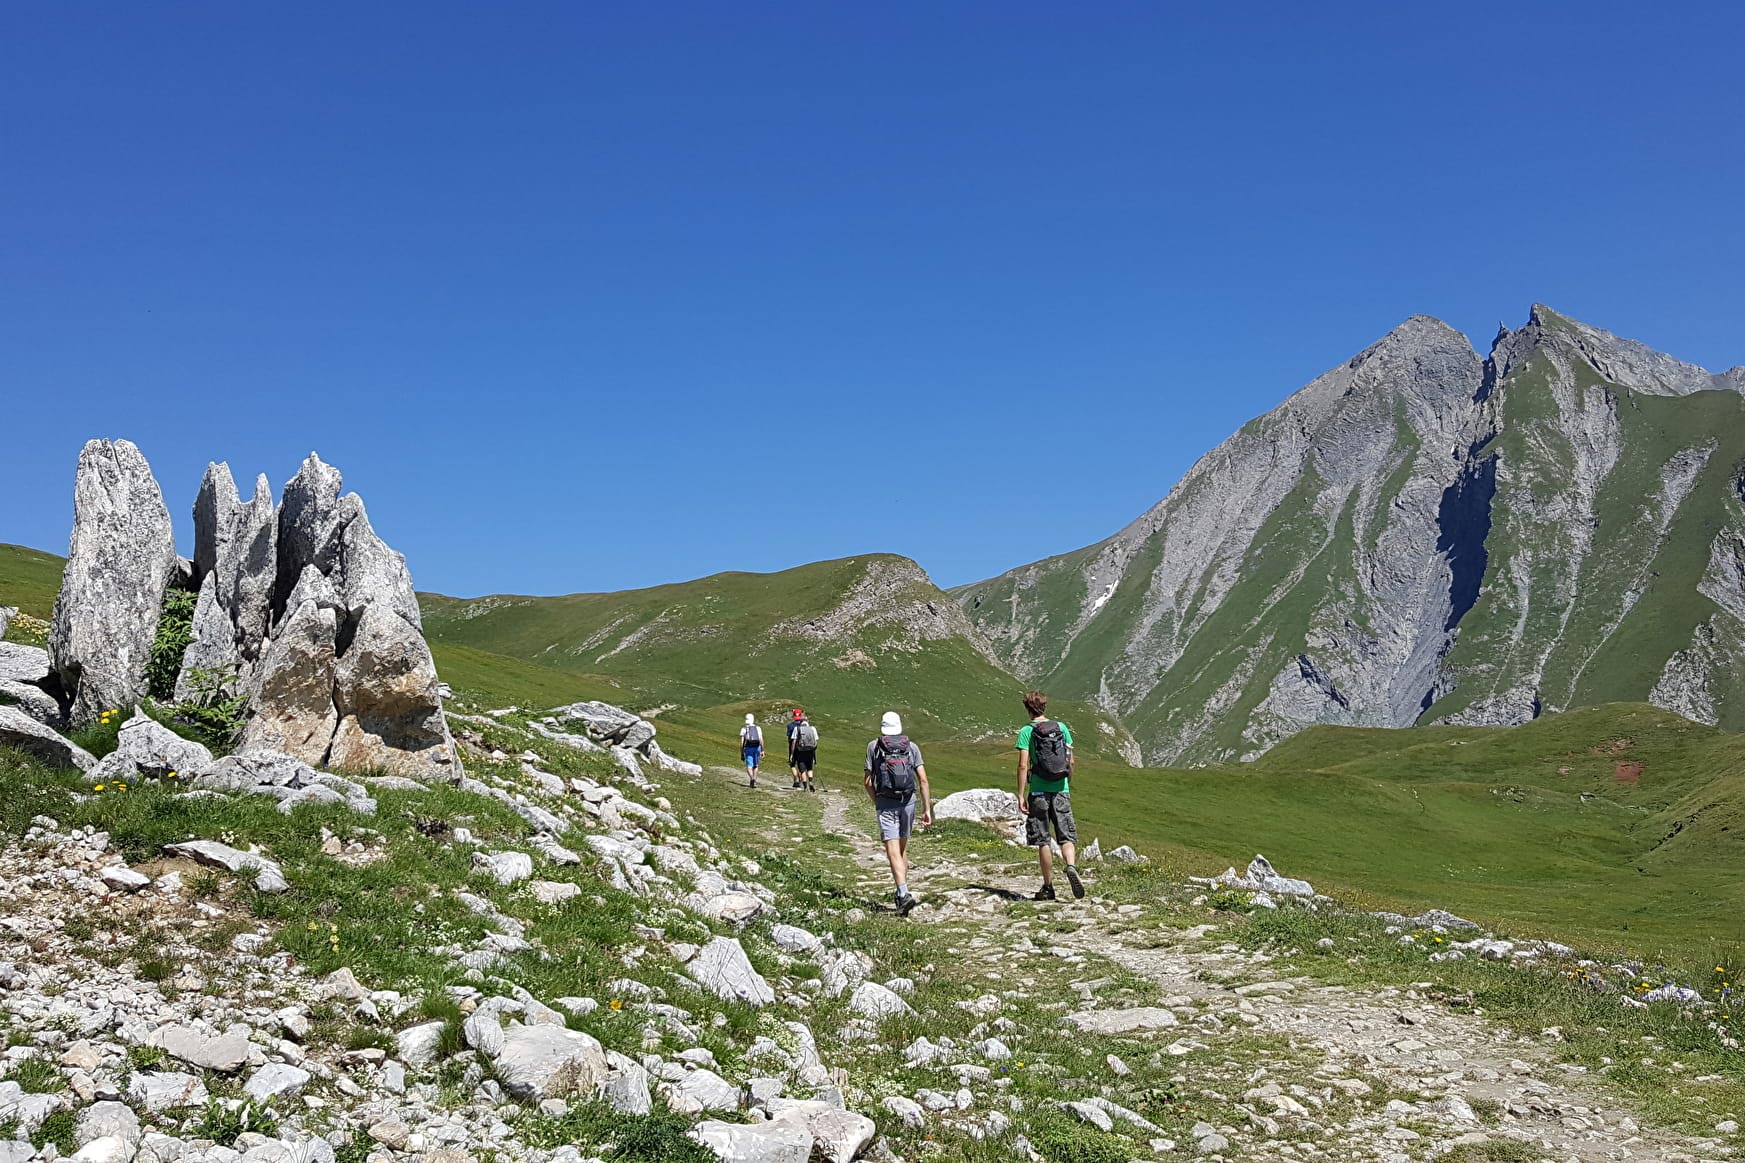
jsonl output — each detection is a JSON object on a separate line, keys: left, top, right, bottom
{"left": 0, "top": 542, "right": 66, "bottom": 622}
{"left": 915, "top": 703, "right": 1745, "bottom": 957}
{"left": 421, "top": 553, "right": 1124, "bottom": 753}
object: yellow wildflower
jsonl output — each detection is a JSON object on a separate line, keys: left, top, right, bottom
{"left": 609, "top": 999, "right": 624, "bottom": 1011}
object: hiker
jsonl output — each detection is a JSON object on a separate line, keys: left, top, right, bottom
{"left": 739, "top": 713, "right": 764, "bottom": 788}
{"left": 1016, "top": 690, "right": 1083, "bottom": 900}
{"left": 864, "top": 711, "right": 932, "bottom": 915}
{"left": 789, "top": 708, "right": 820, "bottom": 792}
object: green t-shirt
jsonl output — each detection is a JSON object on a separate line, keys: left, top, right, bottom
{"left": 1016, "top": 719, "right": 1073, "bottom": 794}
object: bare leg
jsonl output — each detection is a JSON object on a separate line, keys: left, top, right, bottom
{"left": 1060, "top": 841, "right": 1077, "bottom": 867}
{"left": 883, "top": 838, "right": 908, "bottom": 889}
{"left": 1037, "top": 842, "right": 1054, "bottom": 885}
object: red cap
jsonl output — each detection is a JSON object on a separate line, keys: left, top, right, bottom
{"left": 792, "top": 708, "right": 804, "bottom": 719}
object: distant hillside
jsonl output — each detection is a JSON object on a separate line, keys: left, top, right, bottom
{"left": 956, "top": 306, "right": 1745, "bottom": 764}
{"left": 422, "top": 553, "right": 1128, "bottom": 751}
{"left": 0, "top": 543, "right": 66, "bottom": 622}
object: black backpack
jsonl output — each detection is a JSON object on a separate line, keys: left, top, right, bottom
{"left": 744, "top": 725, "right": 762, "bottom": 747}
{"left": 872, "top": 735, "right": 918, "bottom": 799}
{"left": 1030, "top": 721, "right": 1071, "bottom": 777}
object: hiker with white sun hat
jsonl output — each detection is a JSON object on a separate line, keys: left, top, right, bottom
{"left": 864, "top": 710, "right": 933, "bottom": 915}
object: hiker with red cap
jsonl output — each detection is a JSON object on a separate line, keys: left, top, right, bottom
{"left": 788, "top": 707, "right": 820, "bottom": 791}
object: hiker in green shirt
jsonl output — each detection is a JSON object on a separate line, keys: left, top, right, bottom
{"left": 1016, "top": 690, "right": 1083, "bottom": 901}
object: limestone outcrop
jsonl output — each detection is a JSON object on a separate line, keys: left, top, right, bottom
{"left": 42, "top": 442, "right": 459, "bottom": 777}
{"left": 49, "top": 439, "right": 180, "bottom": 725}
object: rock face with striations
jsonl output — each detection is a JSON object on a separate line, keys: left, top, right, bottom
{"left": 174, "top": 464, "right": 278, "bottom": 702}
{"left": 49, "top": 439, "right": 181, "bottom": 725}
{"left": 236, "top": 454, "right": 454, "bottom": 776}
{"left": 44, "top": 443, "right": 459, "bottom": 777}
{"left": 957, "top": 306, "right": 1745, "bottom": 763}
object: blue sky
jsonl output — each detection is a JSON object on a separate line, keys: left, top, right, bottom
{"left": 4, "top": 2, "right": 1742, "bottom": 597}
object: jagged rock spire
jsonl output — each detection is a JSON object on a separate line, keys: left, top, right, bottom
{"left": 49, "top": 439, "right": 180, "bottom": 725}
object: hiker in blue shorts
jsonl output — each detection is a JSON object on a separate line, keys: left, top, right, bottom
{"left": 739, "top": 713, "right": 764, "bottom": 788}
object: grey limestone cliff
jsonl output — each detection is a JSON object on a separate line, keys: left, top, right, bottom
{"left": 958, "top": 306, "right": 1745, "bottom": 763}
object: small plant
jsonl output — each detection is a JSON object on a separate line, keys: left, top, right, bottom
{"left": 8, "top": 1055, "right": 67, "bottom": 1094}
{"left": 1028, "top": 1112, "right": 1133, "bottom": 1163}
{"left": 33, "top": 1108, "right": 76, "bottom": 1154}
{"left": 137, "top": 955, "right": 176, "bottom": 982}
{"left": 516, "top": 1102, "right": 714, "bottom": 1162}
{"left": 127, "top": 1044, "right": 167, "bottom": 1071}
{"left": 332, "top": 1134, "right": 372, "bottom": 1163}
{"left": 145, "top": 589, "right": 196, "bottom": 702}
{"left": 193, "top": 1098, "right": 279, "bottom": 1146}
{"left": 169, "top": 664, "right": 250, "bottom": 748}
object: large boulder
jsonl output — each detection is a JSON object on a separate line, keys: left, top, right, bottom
{"left": 327, "top": 602, "right": 455, "bottom": 776}
{"left": 491, "top": 1024, "right": 609, "bottom": 1100}
{"left": 552, "top": 701, "right": 656, "bottom": 749}
{"left": 685, "top": 937, "right": 776, "bottom": 1007}
{"left": 238, "top": 567, "right": 340, "bottom": 764}
{"left": 0, "top": 705, "right": 95, "bottom": 770}
{"left": 0, "top": 679, "right": 64, "bottom": 727}
{"left": 0, "top": 642, "right": 51, "bottom": 684}
{"left": 88, "top": 710, "right": 215, "bottom": 783}
{"left": 50, "top": 439, "right": 180, "bottom": 724}
{"left": 165, "top": 840, "right": 288, "bottom": 893}
{"left": 933, "top": 788, "right": 1022, "bottom": 823}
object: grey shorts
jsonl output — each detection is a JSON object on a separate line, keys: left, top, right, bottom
{"left": 875, "top": 795, "right": 916, "bottom": 841}
{"left": 1025, "top": 791, "right": 1077, "bottom": 847}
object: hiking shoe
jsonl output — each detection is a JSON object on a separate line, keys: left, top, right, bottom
{"left": 1064, "top": 864, "right": 1086, "bottom": 899}
{"left": 896, "top": 892, "right": 918, "bottom": 916}
{"left": 1032, "top": 884, "right": 1057, "bottom": 902}
{"left": 791, "top": 779, "right": 801, "bottom": 789}
{"left": 749, "top": 777, "right": 757, "bottom": 788}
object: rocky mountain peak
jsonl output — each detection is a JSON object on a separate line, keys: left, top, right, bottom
{"left": 1510, "top": 304, "right": 1732, "bottom": 396}
{"left": 958, "top": 304, "right": 1745, "bottom": 763}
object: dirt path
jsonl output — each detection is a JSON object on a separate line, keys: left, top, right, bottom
{"left": 793, "top": 778, "right": 1727, "bottom": 1162}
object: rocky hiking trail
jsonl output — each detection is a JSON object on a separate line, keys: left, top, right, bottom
{"left": 725, "top": 767, "right": 1734, "bottom": 1162}
{"left": 0, "top": 700, "right": 1736, "bottom": 1163}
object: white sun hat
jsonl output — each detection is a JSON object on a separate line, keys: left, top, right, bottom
{"left": 880, "top": 711, "right": 903, "bottom": 736}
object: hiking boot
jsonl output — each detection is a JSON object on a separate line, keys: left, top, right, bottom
{"left": 749, "top": 777, "right": 757, "bottom": 788}
{"left": 896, "top": 891, "right": 919, "bottom": 916}
{"left": 1032, "top": 884, "right": 1057, "bottom": 902}
{"left": 1064, "top": 864, "right": 1086, "bottom": 899}
{"left": 792, "top": 779, "right": 801, "bottom": 789}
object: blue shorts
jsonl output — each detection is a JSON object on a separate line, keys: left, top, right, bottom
{"left": 743, "top": 746, "right": 762, "bottom": 767}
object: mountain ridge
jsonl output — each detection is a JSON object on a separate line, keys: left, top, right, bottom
{"left": 956, "top": 305, "right": 1745, "bottom": 763}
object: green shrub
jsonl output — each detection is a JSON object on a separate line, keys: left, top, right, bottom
{"left": 33, "top": 1109, "right": 76, "bottom": 1154}
{"left": 168, "top": 664, "right": 250, "bottom": 749}
{"left": 145, "top": 589, "right": 196, "bottom": 701}
{"left": 194, "top": 1098, "right": 279, "bottom": 1145}
{"left": 8, "top": 1056, "right": 67, "bottom": 1094}
{"left": 1028, "top": 1112, "right": 1132, "bottom": 1163}
{"left": 517, "top": 1102, "right": 713, "bottom": 1162}
{"left": 127, "top": 1044, "right": 167, "bottom": 1071}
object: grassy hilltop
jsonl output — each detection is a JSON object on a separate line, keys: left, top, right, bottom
{"left": 420, "top": 552, "right": 1128, "bottom": 757}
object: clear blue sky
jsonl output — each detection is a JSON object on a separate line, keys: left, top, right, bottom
{"left": 4, "top": 3, "right": 1742, "bottom": 597}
